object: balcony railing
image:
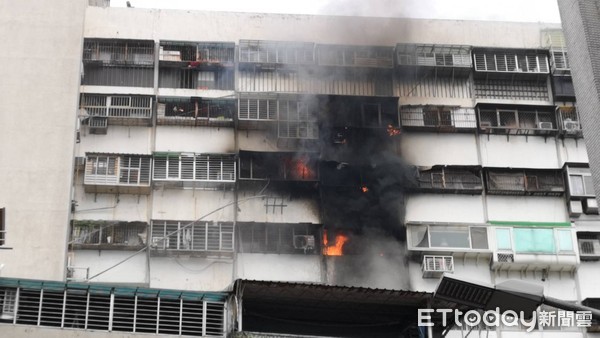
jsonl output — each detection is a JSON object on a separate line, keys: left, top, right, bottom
{"left": 478, "top": 107, "right": 557, "bottom": 135}
{"left": 80, "top": 94, "right": 153, "bottom": 126}
{"left": 239, "top": 40, "right": 315, "bottom": 67}
{"left": 159, "top": 41, "right": 235, "bottom": 66}
{"left": 400, "top": 106, "right": 477, "bottom": 131}
{"left": 71, "top": 221, "right": 147, "bottom": 250}
{"left": 317, "top": 45, "right": 394, "bottom": 69}
{"left": 151, "top": 221, "right": 234, "bottom": 254}
{"left": 396, "top": 44, "right": 472, "bottom": 68}
{"left": 485, "top": 169, "right": 565, "bottom": 196}
{"left": 83, "top": 39, "right": 154, "bottom": 67}
{"left": 156, "top": 99, "right": 235, "bottom": 127}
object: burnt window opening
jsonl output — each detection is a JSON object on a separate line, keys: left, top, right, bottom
{"left": 317, "top": 45, "right": 394, "bottom": 69}
{"left": 239, "top": 40, "right": 316, "bottom": 67}
{"left": 485, "top": 169, "right": 565, "bottom": 196}
{"left": 416, "top": 167, "right": 483, "bottom": 193}
{"left": 238, "top": 223, "right": 320, "bottom": 254}
{"left": 70, "top": 221, "right": 147, "bottom": 250}
{"left": 324, "top": 96, "right": 399, "bottom": 129}
{"left": 396, "top": 44, "right": 472, "bottom": 68}
{"left": 158, "top": 68, "right": 234, "bottom": 90}
{"left": 239, "top": 152, "right": 318, "bottom": 181}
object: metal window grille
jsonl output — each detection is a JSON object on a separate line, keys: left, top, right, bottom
{"left": 0, "top": 286, "right": 225, "bottom": 337}
{"left": 239, "top": 40, "right": 316, "bottom": 65}
{"left": 153, "top": 154, "right": 236, "bottom": 183}
{"left": 151, "top": 221, "right": 234, "bottom": 252}
{"left": 473, "top": 51, "right": 548, "bottom": 73}
{"left": 84, "top": 154, "right": 151, "bottom": 186}
{"left": 80, "top": 95, "right": 153, "bottom": 119}
{"left": 70, "top": 221, "right": 147, "bottom": 247}
{"left": 486, "top": 170, "right": 564, "bottom": 195}
{"left": 400, "top": 106, "right": 477, "bottom": 129}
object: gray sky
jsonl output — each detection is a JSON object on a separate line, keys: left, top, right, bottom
{"left": 111, "top": 0, "right": 561, "bottom": 23}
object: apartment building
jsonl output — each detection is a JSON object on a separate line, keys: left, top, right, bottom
{"left": 1, "top": 0, "right": 600, "bottom": 337}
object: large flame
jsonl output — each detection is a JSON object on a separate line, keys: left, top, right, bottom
{"left": 288, "top": 155, "right": 316, "bottom": 180}
{"left": 387, "top": 124, "right": 401, "bottom": 137}
{"left": 323, "top": 230, "right": 349, "bottom": 256}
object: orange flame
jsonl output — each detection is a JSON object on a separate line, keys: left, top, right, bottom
{"left": 361, "top": 186, "right": 369, "bottom": 193}
{"left": 288, "top": 156, "right": 316, "bottom": 180}
{"left": 323, "top": 231, "right": 349, "bottom": 256}
{"left": 387, "top": 124, "right": 401, "bottom": 137}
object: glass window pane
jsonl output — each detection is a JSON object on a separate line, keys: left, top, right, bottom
{"left": 584, "top": 175, "right": 596, "bottom": 196}
{"left": 496, "top": 228, "right": 512, "bottom": 250}
{"left": 470, "top": 227, "right": 489, "bottom": 249}
{"left": 557, "top": 230, "right": 573, "bottom": 252}
{"left": 570, "top": 175, "right": 585, "bottom": 195}
{"left": 410, "top": 226, "right": 429, "bottom": 248}
{"left": 514, "top": 228, "right": 555, "bottom": 253}
{"left": 430, "top": 227, "right": 470, "bottom": 248}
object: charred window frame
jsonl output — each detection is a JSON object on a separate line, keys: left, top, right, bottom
{"left": 239, "top": 152, "right": 318, "bottom": 181}
{"left": 237, "top": 223, "right": 320, "bottom": 254}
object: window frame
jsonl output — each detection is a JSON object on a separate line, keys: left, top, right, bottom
{"left": 494, "top": 227, "right": 575, "bottom": 255}
{"left": 407, "top": 224, "right": 490, "bottom": 252}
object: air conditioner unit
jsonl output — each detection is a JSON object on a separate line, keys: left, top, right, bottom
{"left": 479, "top": 121, "right": 493, "bottom": 130}
{"left": 584, "top": 198, "right": 599, "bottom": 214}
{"left": 496, "top": 252, "right": 515, "bottom": 263}
{"left": 538, "top": 122, "right": 553, "bottom": 130}
{"left": 564, "top": 121, "right": 580, "bottom": 132}
{"left": 293, "top": 235, "right": 315, "bottom": 251}
{"left": 579, "top": 239, "right": 600, "bottom": 258}
{"left": 570, "top": 200, "right": 583, "bottom": 217}
{"left": 422, "top": 255, "right": 454, "bottom": 278}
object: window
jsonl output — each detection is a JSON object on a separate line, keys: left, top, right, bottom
{"left": 0, "top": 208, "right": 5, "bottom": 246}
{"left": 0, "top": 289, "right": 16, "bottom": 320}
{"left": 151, "top": 221, "right": 234, "bottom": 252}
{"left": 485, "top": 169, "right": 564, "bottom": 196}
{"left": 153, "top": 153, "right": 236, "bottom": 183}
{"left": 84, "top": 154, "right": 151, "bottom": 187}
{"left": 408, "top": 225, "right": 489, "bottom": 251}
{"left": 496, "top": 227, "right": 574, "bottom": 254}
{"left": 71, "top": 221, "right": 147, "bottom": 248}
{"left": 568, "top": 167, "right": 595, "bottom": 197}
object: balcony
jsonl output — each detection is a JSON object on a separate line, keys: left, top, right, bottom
{"left": 396, "top": 44, "right": 472, "bottom": 76}
{"left": 238, "top": 40, "right": 315, "bottom": 70}
{"left": 492, "top": 226, "right": 577, "bottom": 271}
{"left": 156, "top": 98, "right": 235, "bottom": 127}
{"left": 415, "top": 166, "right": 483, "bottom": 194}
{"left": 316, "top": 44, "right": 394, "bottom": 69}
{"left": 473, "top": 49, "right": 549, "bottom": 79}
{"left": 151, "top": 220, "right": 234, "bottom": 257}
{"left": 485, "top": 169, "right": 565, "bottom": 196}
{"left": 400, "top": 105, "right": 477, "bottom": 132}
{"left": 477, "top": 106, "right": 558, "bottom": 136}
{"left": 70, "top": 221, "right": 147, "bottom": 250}
{"left": 159, "top": 41, "right": 235, "bottom": 68}
{"left": 83, "top": 153, "right": 152, "bottom": 194}
{"left": 239, "top": 151, "right": 318, "bottom": 182}
{"left": 153, "top": 152, "right": 236, "bottom": 189}
{"left": 237, "top": 222, "right": 321, "bottom": 254}
{"left": 80, "top": 94, "right": 153, "bottom": 127}
{"left": 557, "top": 106, "right": 582, "bottom": 138}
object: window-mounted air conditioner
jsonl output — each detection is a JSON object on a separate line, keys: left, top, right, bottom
{"left": 564, "top": 121, "right": 580, "bottom": 132}
{"left": 293, "top": 235, "right": 315, "bottom": 251}
{"left": 579, "top": 239, "right": 600, "bottom": 258}
{"left": 480, "top": 121, "right": 493, "bottom": 130}
{"left": 422, "top": 255, "right": 454, "bottom": 278}
{"left": 538, "top": 122, "right": 553, "bottom": 130}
